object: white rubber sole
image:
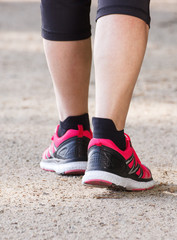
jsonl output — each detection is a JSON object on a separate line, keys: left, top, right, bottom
{"left": 40, "top": 159, "right": 87, "bottom": 175}
{"left": 82, "top": 170, "right": 155, "bottom": 191}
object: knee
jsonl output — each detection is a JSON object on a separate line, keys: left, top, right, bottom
{"left": 97, "top": 0, "right": 151, "bottom": 27}
{"left": 41, "top": 0, "right": 91, "bottom": 41}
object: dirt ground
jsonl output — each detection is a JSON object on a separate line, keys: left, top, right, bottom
{"left": 0, "top": 0, "right": 177, "bottom": 239}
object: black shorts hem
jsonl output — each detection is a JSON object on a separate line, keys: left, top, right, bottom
{"left": 42, "top": 28, "right": 91, "bottom": 41}
{"left": 96, "top": 7, "right": 151, "bottom": 27}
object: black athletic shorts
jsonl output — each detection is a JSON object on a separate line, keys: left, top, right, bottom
{"left": 41, "top": 0, "right": 151, "bottom": 41}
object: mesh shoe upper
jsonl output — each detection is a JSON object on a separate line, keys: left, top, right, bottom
{"left": 86, "top": 133, "right": 153, "bottom": 181}
{"left": 42, "top": 125, "right": 92, "bottom": 161}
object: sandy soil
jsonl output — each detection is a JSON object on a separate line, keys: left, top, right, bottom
{"left": 0, "top": 0, "right": 177, "bottom": 239}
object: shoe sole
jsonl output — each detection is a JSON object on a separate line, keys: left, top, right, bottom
{"left": 40, "top": 160, "right": 87, "bottom": 175}
{"left": 82, "top": 170, "right": 155, "bottom": 191}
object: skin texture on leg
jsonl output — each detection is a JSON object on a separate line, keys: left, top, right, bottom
{"left": 94, "top": 15, "right": 149, "bottom": 130}
{"left": 43, "top": 38, "right": 92, "bottom": 121}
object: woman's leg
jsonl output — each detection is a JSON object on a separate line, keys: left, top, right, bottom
{"left": 40, "top": 0, "right": 92, "bottom": 174}
{"left": 43, "top": 38, "right": 91, "bottom": 121}
{"left": 82, "top": 1, "right": 154, "bottom": 190}
{"left": 41, "top": 0, "right": 92, "bottom": 121}
{"left": 94, "top": 15, "right": 148, "bottom": 130}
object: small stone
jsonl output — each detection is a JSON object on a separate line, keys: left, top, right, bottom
{"left": 43, "top": 192, "right": 49, "bottom": 195}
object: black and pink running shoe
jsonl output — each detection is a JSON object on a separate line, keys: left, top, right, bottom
{"left": 82, "top": 134, "right": 154, "bottom": 191}
{"left": 40, "top": 125, "right": 92, "bottom": 175}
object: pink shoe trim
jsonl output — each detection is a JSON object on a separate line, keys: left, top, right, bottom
{"left": 84, "top": 179, "right": 112, "bottom": 187}
{"left": 78, "top": 125, "right": 84, "bottom": 137}
{"left": 51, "top": 144, "right": 55, "bottom": 154}
{"left": 83, "top": 129, "right": 93, "bottom": 139}
{"left": 128, "top": 160, "right": 134, "bottom": 168}
{"left": 42, "top": 125, "right": 92, "bottom": 158}
{"left": 54, "top": 125, "right": 93, "bottom": 139}
{"left": 132, "top": 148, "right": 141, "bottom": 165}
{"left": 55, "top": 125, "right": 60, "bottom": 134}
{"left": 47, "top": 149, "right": 50, "bottom": 158}
{"left": 88, "top": 138, "right": 133, "bottom": 160}
{"left": 132, "top": 147, "right": 151, "bottom": 179}
{"left": 136, "top": 168, "right": 141, "bottom": 176}
{"left": 54, "top": 128, "right": 92, "bottom": 148}
{"left": 64, "top": 169, "right": 85, "bottom": 175}
{"left": 141, "top": 165, "right": 152, "bottom": 179}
